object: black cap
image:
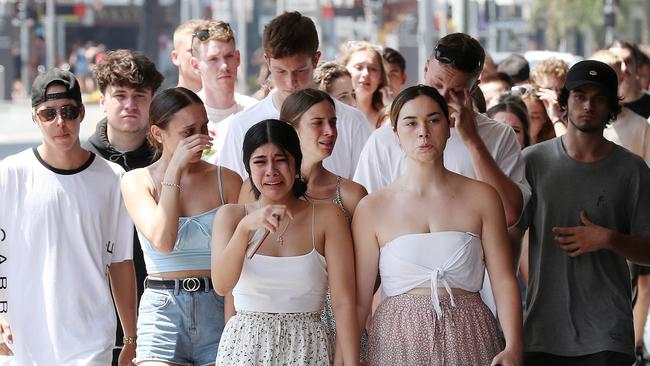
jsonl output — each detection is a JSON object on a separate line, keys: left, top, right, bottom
{"left": 564, "top": 60, "right": 618, "bottom": 94}
{"left": 31, "top": 68, "right": 82, "bottom": 107}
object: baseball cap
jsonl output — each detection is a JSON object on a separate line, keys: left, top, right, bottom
{"left": 564, "top": 60, "right": 618, "bottom": 94}
{"left": 31, "top": 68, "right": 82, "bottom": 108}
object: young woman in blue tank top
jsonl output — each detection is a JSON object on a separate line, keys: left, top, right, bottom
{"left": 353, "top": 85, "right": 523, "bottom": 366}
{"left": 211, "top": 119, "right": 360, "bottom": 365}
{"left": 121, "top": 87, "right": 242, "bottom": 365}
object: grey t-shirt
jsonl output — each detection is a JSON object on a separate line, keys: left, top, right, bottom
{"left": 518, "top": 137, "right": 650, "bottom": 357}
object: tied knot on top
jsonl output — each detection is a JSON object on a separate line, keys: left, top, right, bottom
{"left": 430, "top": 268, "right": 456, "bottom": 319}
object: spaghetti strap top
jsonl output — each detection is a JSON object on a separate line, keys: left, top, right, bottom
{"left": 333, "top": 175, "right": 352, "bottom": 223}
{"left": 380, "top": 231, "right": 485, "bottom": 318}
{"left": 138, "top": 166, "right": 225, "bottom": 273}
{"left": 232, "top": 203, "right": 328, "bottom": 313}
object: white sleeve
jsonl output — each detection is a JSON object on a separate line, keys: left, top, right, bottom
{"left": 346, "top": 110, "right": 372, "bottom": 179}
{"left": 353, "top": 132, "right": 387, "bottom": 194}
{"left": 218, "top": 117, "right": 248, "bottom": 179}
{"left": 111, "top": 178, "right": 134, "bottom": 263}
{"left": 494, "top": 126, "right": 531, "bottom": 210}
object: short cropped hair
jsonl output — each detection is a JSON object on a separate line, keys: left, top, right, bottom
{"left": 173, "top": 19, "right": 204, "bottom": 50}
{"left": 383, "top": 47, "right": 406, "bottom": 73}
{"left": 434, "top": 33, "right": 485, "bottom": 79}
{"left": 92, "top": 49, "right": 164, "bottom": 94}
{"left": 263, "top": 11, "right": 319, "bottom": 59}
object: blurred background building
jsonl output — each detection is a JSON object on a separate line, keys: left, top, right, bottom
{"left": 0, "top": 0, "right": 648, "bottom": 101}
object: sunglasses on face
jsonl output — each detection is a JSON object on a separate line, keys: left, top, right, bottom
{"left": 434, "top": 44, "right": 483, "bottom": 74}
{"left": 35, "top": 105, "right": 81, "bottom": 122}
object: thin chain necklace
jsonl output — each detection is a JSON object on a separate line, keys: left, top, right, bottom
{"left": 274, "top": 217, "right": 291, "bottom": 245}
{"left": 258, "top": 200, "right": 292, "bottom": 245}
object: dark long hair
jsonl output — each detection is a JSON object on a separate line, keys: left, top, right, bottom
{"left": 243, "top": 119, "right": 308, "bottom": 199}
{"left": 487, "top": 100, "right": 531, "bottom": 147}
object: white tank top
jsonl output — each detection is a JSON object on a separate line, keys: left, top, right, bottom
{"left": 380, "top": 231, "right": 485, "bottom": 318}
{"left": 232, "top": 204, "right": 328, "bottom": 313}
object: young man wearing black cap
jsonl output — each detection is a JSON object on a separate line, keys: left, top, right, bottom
{"left": 515, "top": 60, "right": 650, "bottom": 365}
{"left": 0, "top": 69, "right": 137, "bottom": 365}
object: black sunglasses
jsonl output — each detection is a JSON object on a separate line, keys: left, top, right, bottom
{"left": 36, "top": 105, "right": 81, "bottom": 122}
{"left": 434, "top": 44, "right": 483, "bottom": 73}
{"left": 193, "top": 23, "right": 233, "bottom": 43}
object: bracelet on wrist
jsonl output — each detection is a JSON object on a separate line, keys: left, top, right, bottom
{"left": 123, "top": 336, "right": 137, "bottom": 345}
{"left": 161, "top": 181, "right": 181, "bottom": 190}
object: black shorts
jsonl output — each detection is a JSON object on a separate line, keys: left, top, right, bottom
{"left": 524, "top": 351, "right": 634, "bottom": 366}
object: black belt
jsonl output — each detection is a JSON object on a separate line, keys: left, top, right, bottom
{"left": 145, "top": 277, "right": 213, "bottom": 292}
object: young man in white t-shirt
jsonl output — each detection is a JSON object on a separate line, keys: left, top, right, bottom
{"left": 0, "top": 69, "right": 137, "bottom": 365}
{"left": 189, "top": 19, "right": 258, "bottom": 164}
{"left": 218, "top": 11, "right": 371, "bottom": 179}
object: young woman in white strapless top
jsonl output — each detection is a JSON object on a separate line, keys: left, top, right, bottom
{"left": 353, "top": 85, "right": 523, "bottom": 366}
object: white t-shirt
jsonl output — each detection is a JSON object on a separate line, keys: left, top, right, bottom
{"left": 203, "top": 92, "right": 259, "bottom": 165}
{"left": 353, "top": 113, "right": 530, "bottom": 316}
{"left": 219, "top": 91, "right": 371, "bottom": 179}
{"left": 604, "top": 107, "right": 650, "bottom": 166}
{"left": 0, "top": 149, "right": 133, "bottom": 365}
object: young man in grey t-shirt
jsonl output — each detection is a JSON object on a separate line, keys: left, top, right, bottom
{"left": 516, "top": 60, "right": 650, "bottom": 366}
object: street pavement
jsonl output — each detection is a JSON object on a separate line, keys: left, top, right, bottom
{"left": 0, "top": 99, "right": 103, "bottom": 160}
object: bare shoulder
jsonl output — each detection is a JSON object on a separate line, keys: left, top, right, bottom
{"left": 314, "top": 200, "right": 348, "bottom": 222}
{"left": 121, "top": 167, "right": 151, "bottom": 190}
{"left": 354, "top": 186, "right": 392, "bottom": 221}
{"left": 218, "top": 165, "right": 244, "bottom": 185}
{"left": 340, "top": 177, "right": 368, "bottom": 200}
{"left": 215, "top": 203, "right": 246, "bottom": 224}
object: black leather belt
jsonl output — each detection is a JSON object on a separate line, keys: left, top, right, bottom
{"left": 145, "top": 277, "right": 213, "bottom": 292}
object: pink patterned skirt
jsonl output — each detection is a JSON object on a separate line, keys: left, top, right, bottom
{"left": 365, "top": 292, "right": 504, "bottom": 366}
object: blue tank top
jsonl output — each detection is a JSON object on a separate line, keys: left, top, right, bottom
{"left": 138, "top": 167, "right": 225, "bottom": 273}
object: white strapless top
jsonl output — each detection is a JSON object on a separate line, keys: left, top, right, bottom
{"left": 380, "top": 231, "right": 485, "bottom": 318}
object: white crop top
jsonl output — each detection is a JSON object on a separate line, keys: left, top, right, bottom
{"left": 232, "top": 204, "right": 328, "bottom": 313}
{"left": 380, "top": 231, "right": 485, "bottom": 318}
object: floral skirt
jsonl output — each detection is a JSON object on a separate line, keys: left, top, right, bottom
{"left": 365, "top": 292, "right": 504, "bottom": 366}
{"left": 216, "top": 311, "right": 331, "bottom": 366}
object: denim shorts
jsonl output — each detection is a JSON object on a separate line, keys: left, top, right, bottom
{"left": 134, "top": 278, "right": 225, "bottom": 366}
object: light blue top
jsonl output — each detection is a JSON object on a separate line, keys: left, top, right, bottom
{"left": 139, "top": 167, "right": 225, "bottom": 273}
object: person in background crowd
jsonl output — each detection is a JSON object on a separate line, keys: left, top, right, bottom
{"left": 219, "top": 11, "right": 371, "bottom": 181}
{"left": 171, "top": 19, "right": 203, "bottom": 93}
{"left": 354, "top": 85, "right": 522, "bottom": 366}
{"left": 636, "top": 47, "right": 650, "bottom": 91}
{"left": 120, "top": 87, "right": 242, "bottom": 365}
{"left": 480, "top": 72, "right": 514, "bottom": 108}
{"left": 212, "top": 119, "right": 359, "bottom": 365}
{"left": 516, "top": 60, "right": 650, "bottom": 366}
{"left": 340, "top": 41, "right": 388, "bottom": 129}
{"left": 609, "top": 41, "right": 650, "bottom": 119}
{"left": 314, "top": 61, "right": 357, "bottom": 107}
{"left": 498, "top": 53, "right": 530, "bottom": 85}
{"left": 189, "top": 19, "right": 258, "bottom": 164}
{"left": 382, "top": 47, "right": 408, "bottom": 103}
{"left": 84, "top": 48, "right": 164, "bottom": 365}
{"left": 0, "top": 68, "right": 137, "bottom": 365}
{"left": 487, "top": 99, "right": 531, "bottom": 148}
{"left": 530, "top": 58, "right": 569, "bottom": 136}
{"left": 507, "top": 84, "right": 557, "bottom": 144}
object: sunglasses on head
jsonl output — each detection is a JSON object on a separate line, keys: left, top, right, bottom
{"left": 193, "top": 23, "right": 233, "bottom": 43}
{"left": 36, "top": 105, "right": 81, "bottom": 122}
{"left": 434, "top": 44, "right": 483, "bottom": 73}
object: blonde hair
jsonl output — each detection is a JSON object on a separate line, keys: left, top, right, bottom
{"left": 530, "top": 58, "right": 569, "bottom": 86}
{"left": 190, "top": 20, "right": 236, "bottom": 56}
{"left": 339, "top": 41, "right": 387, "bottom": 113}
{"left": 173, "top": 19, "right": 204, "bottom": 51}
